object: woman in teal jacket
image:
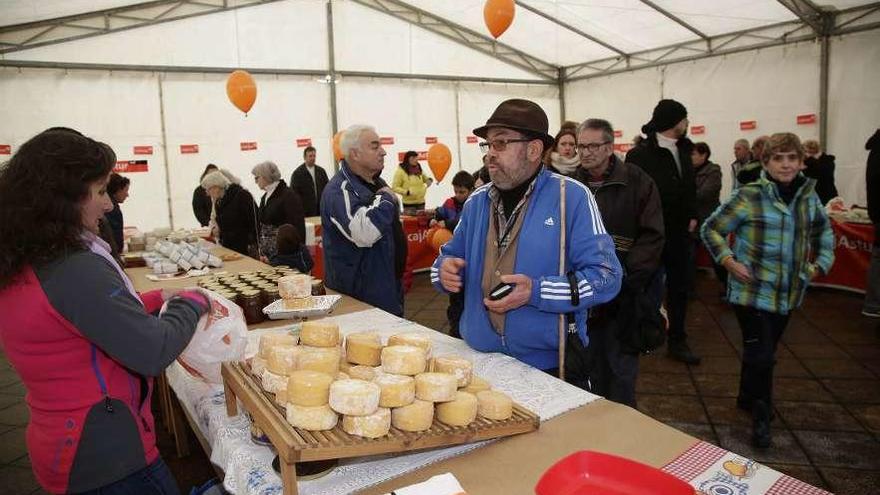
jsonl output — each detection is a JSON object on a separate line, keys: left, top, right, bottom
{"left": 701, "top": 132, "right": 834, "bottom": 449}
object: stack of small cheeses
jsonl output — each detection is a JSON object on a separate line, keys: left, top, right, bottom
{"left": 250, "top": 323, "right": 514, "bottom": 438}
{"left": 278, "top": 273, "right": 313, "bottom": 310}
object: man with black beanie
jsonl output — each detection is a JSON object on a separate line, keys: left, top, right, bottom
{"left": 626, "top": 99, "right": 701, "bottom": 365}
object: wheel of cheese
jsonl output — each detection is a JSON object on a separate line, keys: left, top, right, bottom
{"left": 431, "top": 355, "right": 473, "bottom": 387}
{"left": 286, "top": 370, "right": 334, "bottom": 407}
{"left": 436, "top": 391, "right": 478, "bottom": 427}
{"left": 387, "top": 332, "right": 432, "bottom": 358}
{"left": 266, "top": 344, "right": 299, "bottom": 376}
{"left": 285, "top": 403, "right": 338, "bottom": 431}
{"left": 274, "top": 387, "right": 288, "bottom": 406}
{"left": 329, "top": 379, "right": 380, "bottom": 416}
{"left": 300, "top": 321, "right": 340, "bottom": 347}
{"left": 345, "top": 332, "right": 384, "bottom": 366}
{"left": 261, "top": 370, "right": 288, "bottom": 393}
{"left": 342, "top": 407, "right": 391, "bottom": 438}
{"left": 476, "top": 390, "right": 513, "bottom": 420}
{"left": 414, "top": 372, "right": 457, "bottom": 402}
{"left": 294, "top": 346, "right": 342, "bottom": 375}
{"left": 258, "top": 333, "right": 298, "bottom": 359}
{"left": 391, "top": 399, "right": 434, "bottom": 432}
{"left": 347, "top": 365, "right": 376, "bottom": 381}
{"left": 374, "top": 373, "right": 415, "bottom": 408}
{"left": 336, "top": 372, "right": 350, "bottom": 380}
{"left": 278, "top": 274, "right": 311, "bottom": 299}
{"left": 251, "top": 356, "right": 268, "bottom": 377}
{"left": 381, "top": 345, "right": 427, "bottom": 375}
{"left": 461, "top": 375, "right": 491, "bottom": 394}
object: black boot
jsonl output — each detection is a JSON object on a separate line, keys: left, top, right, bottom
{"left": 668, "top": 341, "right": 701, "bottom": 365}
{"left": 752, "top": 400, "right": 771, "bottom": 449}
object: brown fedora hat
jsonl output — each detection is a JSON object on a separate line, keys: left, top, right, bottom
{"left": 473, "top": 99, "right": 555, "bottom": 149}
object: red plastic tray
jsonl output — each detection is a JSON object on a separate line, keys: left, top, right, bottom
{"left": 535, "top": 450, "right": 694, "bottom": 495}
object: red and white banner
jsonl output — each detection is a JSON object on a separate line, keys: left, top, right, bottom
{"left": 180, "top": 144, "right": 199, "bottom": 154}
{"left": 296, "top": 138, "right": 312, "bottom": 148}
{"left": 613, "top": 130, "right": 623, "bottom": 138}
{"left": 114, "top": 160, "right": 149, "bottom": 173}
{"left": 240, "top": 142, "right": 257, "bottom": 151}
{"left": 740, "top": 121, "right": 757, "bottom": 131}
{"left": 466, "top": 136, "right": 478, "bottom": 144}
{"left": 133, "top": 145, "right": 153, "bottom": 155}
{"left": 425, "top": 137, "right": 438, "bottom": 144}
{"left": 813, "top": 219, "right": 874, "bottom": 293}
{"left": 380, "top": 137, "right": 395, "bottom": 145}
{"left": 0, "top": 144, "right": 10, "bottom": 155}
{"left": 797, "top": 114, "right": 817, "bottom": 125}
{"left": 691, "top": 125, "right": 706, "bottom": 135}
{"left": 397, "top": 151, "right": 428, "bottom": 162}
{"left": 613, "top": 143, "right": 634, "bottom": 153}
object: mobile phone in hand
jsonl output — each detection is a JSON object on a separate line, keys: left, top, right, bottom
{"left": 489, "top": 282, "right": 514, "bottom": 301}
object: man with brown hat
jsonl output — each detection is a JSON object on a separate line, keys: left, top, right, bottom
{"left": 430, "top": 99, "right": 623, "bottom": 386}
{"left": 626, "top": 98, "right": 701, "bottom": 365}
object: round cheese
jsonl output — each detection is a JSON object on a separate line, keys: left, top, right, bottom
{"left": 374, "top": 373, "right": 415, "bottom": 408}
{"left": 347, "top": 365, "right": 376, "bottom": 381}
{"left": 287, "top": 370, "right": 334, "bottom": 407}
{"left": 431, "top": 355, "right": 473, "bottom": 387}
{"left": 391, "top": 399, "right": 434, "bottom": 432}
{"left": 251, "top": 356, "right": 268, "bottom": 377}
{"left": 342, "top": 407, "right": 391, "bottom": 438}
{"left": 261, "top": 369, "right": 288, "bottom": 393}
{"left": 300, "top": 321, "right": 340, "bottom": 347}
{"left": 387, "top": 332, "right": 432, "bottom": 358}
{"left": 274, "top": 387, "right": 288, "bottom": 406}
{"left": 476, "top": 390, "right": 513, "bottom": 420}
{"left": 329, "top": 379, "right": 380, "bottom": 416}
{"left": 294, "top": 346, "right": 342, "bottom": 375}
{"left": 259, "top": 333, "right": 298, "bottom": 359}
{"left": 345, "top": 332, "right": 384, "bottom": 366}
{"left": 461, "top": 375, "right": 492, "bottom": 394}
{"left": 278, "top": 274, "right": 311, "bottom": 299}
{"left": 336, "top": 372, "right": 350, "bottom": 380}
{"left": 266, "top": 343, "right": 299, "bottom": 376}
{"left": 285, "top": 403, "right": 338, "bottom": 431}
{"left": 414, "top": 372, "right": 458, "bottom": 402}
{"left": 381, "top": 345, "right": 427, "bottom": 375}
{"left": 436, "top": 391, "right": 478, "bottom": 426}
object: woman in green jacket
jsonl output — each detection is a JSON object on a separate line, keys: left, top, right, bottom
{"left": 701, "top": 132, "right": 834, "bottom": 449}
{"left": 392, "top": 151, "right": 433, "bottom": 214}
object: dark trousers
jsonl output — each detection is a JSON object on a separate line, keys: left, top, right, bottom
{"left": 587, "top": 313, "right": 639, "bottom": 408}
{"left": 447, "top": 291, "right": 464, "bottom": 339}
{"left": 662, "top": 235, "right": 691, "bottom": 344}
{"left": 73, "top": 458, "right": 180, "bottom": 495}
{"left": 733, "top": 305, "right": 790, "bottom": 407}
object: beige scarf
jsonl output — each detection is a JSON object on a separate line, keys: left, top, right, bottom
{"left": 550, "top": 152, "right": 580, "bottom": 175}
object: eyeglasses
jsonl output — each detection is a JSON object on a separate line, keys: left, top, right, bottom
{"left": 576, "top": 142, "right": 611, "bottom": 153}
{"left": 479, "top": 138, "right": 533, "bottom": 153}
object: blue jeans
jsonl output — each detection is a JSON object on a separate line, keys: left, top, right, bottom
{"left": 73, "top": 458, "right": 180, "bottom": 495}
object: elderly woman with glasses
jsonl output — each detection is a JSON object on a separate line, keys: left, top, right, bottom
{"left": 251, "top": 161, "right": 306, "bottom": 261}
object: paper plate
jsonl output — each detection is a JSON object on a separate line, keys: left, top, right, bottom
{"left": 262, "top": 295, "right": 342, "bottom": 320}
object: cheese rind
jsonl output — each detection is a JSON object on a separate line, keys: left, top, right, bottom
{"left": 460, "top": 375, "right": 491, "bottom": 394}
{"left": 329, "top": 379, "right": 381, "bottom": 416}
{"left": 300, "top": 321, "right": 340, "bottom": 347}
{"left": 381, "top": 345, "right": 427, "bottom": 375}
{"left": 347, "top": 365, "right": 376, "bottom": 381}
{"left": 342, "top": 407, "right": 391, "bottom": 438}
{"left": 387, "top": 333, "right": 432, "bottom": 358}
{"left": 294, "top": 346, "right": 342, "bottom": 375}
{"left": 476, "top": 390, "right": 513, "bottom": 420}
{"left": 436, "top": 391, "right": 478, "bottom": 426}
{"left": 373, "top": 373, "right": 416, "bottom": 408}
{"left": 261, "top": 370, "right": 288, "bottom": 393}
{"left": 266, "top": 344, "right": 299, "bottom": 376}
{"left": 258, "top": 333, "right": 298, "bottom": 359}
{"left": 285, "top": 403, "right": 338, "bottom": 431}
{"left": 345, "top": 332, "right": 384, "bottom": 366}
{"left": 287, "top": 370, "right": 334, "bottom": 407}
{"left": 278, "top": 274, "right": 311, "bottom": 299}
{"left": 431, "top": 355, "right": 473, "bottom": 387}
{"left": 414, "top": 372, "right": 458, "bottom": 402}
{"left": 391, "top": 399, "right": 434, "bottom": 432}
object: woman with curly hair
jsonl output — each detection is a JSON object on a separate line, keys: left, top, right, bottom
{"left": 0, "top": 128, "right": 209, "bottom": 494}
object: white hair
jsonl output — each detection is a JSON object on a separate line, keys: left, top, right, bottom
{"left": 201, "top": 170, "right": 230, "bottom": 190}
{"left": 219, "top": 168, "right": 241, "bottom": 185}
{"left": 340, "top": 125, "right": 376, "bottom": 161}
{"left": 251, "top": 161, "right": 281, "bottom": 182}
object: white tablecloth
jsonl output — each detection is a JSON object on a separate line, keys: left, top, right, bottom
{"left": 166, "top": 308, "right": 598, "bottom": 495}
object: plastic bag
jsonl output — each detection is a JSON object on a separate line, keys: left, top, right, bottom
{"left": 166, "top": 290, "right": 248, "bottom": 384}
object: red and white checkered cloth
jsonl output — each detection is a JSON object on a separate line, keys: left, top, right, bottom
{"left": 661, "top": 441, "right": 727, "bottom": 481}
{"left": 765, "top": 475, "right": 831, "bottom": 495}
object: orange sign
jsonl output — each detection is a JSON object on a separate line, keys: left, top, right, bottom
{"left": 240, "top": 142, "right": 257, "bottom": 151}
{"left": 425, "top": 137, "right": 438, "bottom": 144}
{"left": 740, "top": 121, "right": 757, "bottom": 131}
{"left": 613, "top": 143, "right": 633, "bottom": 153}
{"left": 180, "top": 144, "right": 199, "bottom": 154}
{"left": 797, "top": 114, "right": 817, "bottom": 125}
{"left": 380, "top": 137, "right": 395, "bottom": 145}
{"left": 466, "top": 136, "right": 478, "bottom": 144}
{"left": 296, "top": 138, "right": 312, "bottom": 147}
{"left": 613, "top": 130, "right": 623, "bottom": 138}
{"left": 0, "top": 144, "right": 10, "bottom": 155}
{"left": 133, "top": 145, "right": 153, "bottom": 155}
{"left": 691, "top": 125, "right": 705, "bottom": 135}
{"left": 114, "top": 160, "right": 149, "bottom": 173}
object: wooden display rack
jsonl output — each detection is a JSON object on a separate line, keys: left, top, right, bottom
{"left": 221, "top": 361, "right": 540, "bottom": 495}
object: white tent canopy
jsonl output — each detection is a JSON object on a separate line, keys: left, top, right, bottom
{"left": 1, "top": 0, "right": 878, "bottom": 231}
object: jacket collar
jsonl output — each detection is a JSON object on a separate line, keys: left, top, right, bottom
{"left": 339, "top": 160, "right": 387, "bottom": 199}
{"left": 758, "top": 170, "right": 816, "bottom": 205}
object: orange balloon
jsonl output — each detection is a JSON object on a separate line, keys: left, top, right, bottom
{"left": 226, "top": 70, "right": 257, "bottom": 114}
{"left": 484, "top": 0, "right": 515, "bottom": 39}
{"left": 427, "top": 143, "right": 452, "bottom": 183}
{"left": 332, "top": 131, "right": 344, "bottom": 161}
{"left": 430, "top": 228, "right": 453, "bottom": 251}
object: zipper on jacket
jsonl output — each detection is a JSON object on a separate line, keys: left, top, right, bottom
{"left": 90, "top": 345, "right": 114, "bottom": 413}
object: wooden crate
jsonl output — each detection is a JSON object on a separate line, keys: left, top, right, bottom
{"left": 221, "top": 361, "right": 540, "bottom": 495}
